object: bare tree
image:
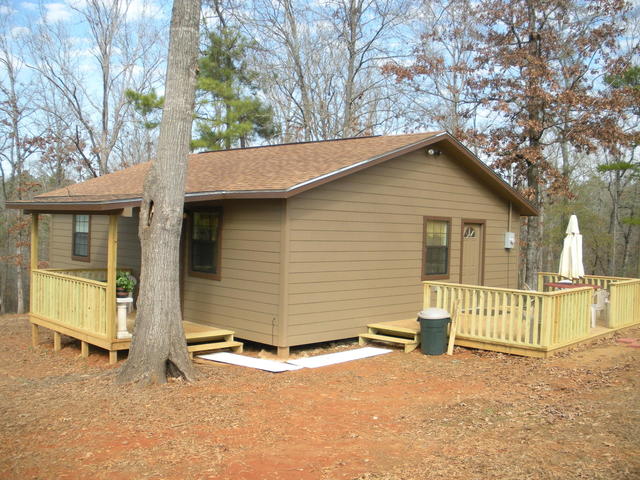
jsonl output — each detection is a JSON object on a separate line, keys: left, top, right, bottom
{"left": 26, "top": 0, "right": 166, "bottom": 177}
{"left": 118, "top": 0, "right": 201, "bottom": 385}
{"left": 0, "top": 11, "right": 42, "bottom": 314}
{"left": 226, "top": 0, "right": 409, "bottom": 141}
{"left": 383, "top": 0, "right": 488, "bottom": 140}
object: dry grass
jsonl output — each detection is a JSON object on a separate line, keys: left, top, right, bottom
{"left": 1, "top": 314, "right": 639, "bottom": 479}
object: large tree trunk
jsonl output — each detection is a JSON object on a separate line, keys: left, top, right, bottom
{"left": 118, "top": 0, "right": 201, "bottom": 385}
{"left": 522, "top": 0, "right": 544, "bottom": 289}
{"left": 282, "top": 0, "right": 313, "bottom": 141}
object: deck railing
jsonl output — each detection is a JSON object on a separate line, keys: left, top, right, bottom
{"left": 32, "top": 269, "right": 110, "bottom": 338}
{"left": 45, "top": 268, "right": 132, "bottom": 282}
{"left": 609, "top": 279, "right": 640, "bottom": 329}
{"left": 546, "top": 288, "right": 592, "bottom": 345}
{"left": 537, "top": 272, "right": 632, "bottom": 292}
{"left": 423, "top": 281, "right": 593, "bottom": 350}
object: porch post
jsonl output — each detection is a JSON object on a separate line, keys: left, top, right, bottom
{"left": 30, "top": 213, "right": 39, "bottom": 346}
{"left": 106, "top": 214, "right": 118, "bottom": 340}
{"left": 30, "top": 213, "right": 39, "bottom": 272}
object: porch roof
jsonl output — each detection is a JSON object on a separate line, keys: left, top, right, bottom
{"left": 8, "top": 132, "right": 538, "bottom": 216}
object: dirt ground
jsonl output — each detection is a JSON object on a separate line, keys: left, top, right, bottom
{"left": 1, "top": 315, "right": 639, "bottom": 480}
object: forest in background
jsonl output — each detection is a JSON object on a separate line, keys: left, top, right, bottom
{"left": 1, "top": 0, "right": 639, "bottom": 313}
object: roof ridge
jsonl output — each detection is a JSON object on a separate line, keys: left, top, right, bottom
{"left": 192, "top": 132, "right": 439, "bottom": 156}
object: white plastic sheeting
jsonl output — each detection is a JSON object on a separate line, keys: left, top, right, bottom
{"left": 198, "top": 347, "right": 393, "bottom": 372}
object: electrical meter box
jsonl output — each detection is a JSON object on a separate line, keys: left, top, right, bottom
{"left": 504, "top": 232, "right": 516, "bottom": 249}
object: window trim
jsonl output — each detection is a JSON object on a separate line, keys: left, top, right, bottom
{"left": 421, "top": 216, "right": 451, "bottom": 281}
{"left": 187, "top": 208, "right": 223, "bottom": 281}
{"left": 71, "top": 214, "right": 91, "bottom": 262}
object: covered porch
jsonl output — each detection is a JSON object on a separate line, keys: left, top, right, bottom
{"left": 28, "top": 212, "right": 242, "bottom": 364}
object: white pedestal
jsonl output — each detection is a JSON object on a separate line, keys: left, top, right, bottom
{"left": 116, "top": 297, "right": 133, "bottom": 339}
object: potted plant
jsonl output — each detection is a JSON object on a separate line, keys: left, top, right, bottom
{"left": 115, "top": 271, "right": 136, "bottom": 298}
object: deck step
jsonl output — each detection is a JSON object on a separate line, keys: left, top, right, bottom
{"left": 188, "top": 340, "right": 243, "bottom": 358}
{"left": 366, "top": 322, "right": 419, "bottom": 336}
{"left": 359, "top": 333, "right": 419, "bottom": 353}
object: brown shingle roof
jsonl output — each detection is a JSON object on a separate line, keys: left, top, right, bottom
{"left": 8, "top": 132, "right": 538, "bottom": 215}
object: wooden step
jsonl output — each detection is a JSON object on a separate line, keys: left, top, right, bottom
{"left": 359, "top": 333, "right": 419, "bottom": 353}
{"left": 367, "top": 322, "right": 419, "bottom": 336}
{"left": 369, "top": 327, "right": 417, "bottom": 339}
{"left": 188, "top": 340, "right": 243, "bottom": 358}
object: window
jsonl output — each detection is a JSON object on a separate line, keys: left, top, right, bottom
{"left": 422, "top": 217, "right": 450, "bottom": 279}
{"left": 189, "top": 210, "right": 222, "bottom": 279}
{"left": 72, "top": 214, "right": 90, "bottom": 261}
{"left": 463, "top": 226, "right": 476, "bottom": 238}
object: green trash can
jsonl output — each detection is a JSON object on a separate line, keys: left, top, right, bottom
{"left": 418, "top": 308, "right": 451, "bottom": 355}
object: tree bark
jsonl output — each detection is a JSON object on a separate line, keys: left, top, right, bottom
{"left": 341, "top": 0, "right": 359, "bottom": 137}
{"left": 118, "top": 0, "right": 201, "bottom": 385}
{"left": 522, "top": 0, "right": 544, "bottom": 289}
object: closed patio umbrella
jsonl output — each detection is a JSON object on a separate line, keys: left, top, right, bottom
{"left": 558, "top": 214, "right": 585, "bottom": 280}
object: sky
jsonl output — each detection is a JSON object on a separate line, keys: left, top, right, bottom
{"left": 5, "top": 0, "right": 168, "bottom": 24}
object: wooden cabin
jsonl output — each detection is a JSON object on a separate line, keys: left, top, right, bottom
{"left": 10, "top": 132, "right": 542, "bottom": 359}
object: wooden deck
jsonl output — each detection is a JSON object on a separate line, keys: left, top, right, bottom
{"left": 419, "top": 277, "right": 640, "bottom": 357}
{"left": 32, "top": 313, "right": 243, "bottom": 364}
{"left": 359, "top": 317, "right": 622, "bottom": 358}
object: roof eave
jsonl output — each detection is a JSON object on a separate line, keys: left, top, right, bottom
{"left": 6, "top": 198, "right": 141, "bottom": 214}
{"left": 7, "top": 131, "right": 537, "bottom": 216}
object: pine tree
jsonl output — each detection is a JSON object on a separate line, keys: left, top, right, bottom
{"left": 192, "top": 28, "right": 278, "bottom": 150}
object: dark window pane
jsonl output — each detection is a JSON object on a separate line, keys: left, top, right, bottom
{"left": 191, "top": 212, "right": 220, "bottom": 274}
{"left": 74, "top": 233, "right": 89, "bottom": 257}
{"left": 424, "top": 220, "right": 449, "bottom": 276}
{"left": 73, "top": 215, "right": 90, "bottom": 258}
{"left": 426, "top": 246, "right": 448, "bottom": 275}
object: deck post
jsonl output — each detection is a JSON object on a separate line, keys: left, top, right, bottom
{"left": 29, "top": 213, "right": 39, "bottom": 311}
{"left": 81, "top": 341, "right": 89, "bottom": 358}
{"left": 31, "top": 324, "right": 39, "bottom": 347}
{"left": 30, "top": 213, "right": 39, "bottom": 273}
{"left": 106, "top": 214, "right": 118, "bottom": 341}
{"left": 29, "top": 214, "right": 39, "bottom": 346}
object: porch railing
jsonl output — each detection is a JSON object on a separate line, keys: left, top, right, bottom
{"left": 30, "top": 268, "right": 132, "bottom": 340}
{"left": 44, "top": 268, "right": 106, "bottom": 282}
{"left": 423, "top": 281, "right": 592, "bottom": 350}
{"left": 32, "top": 269, "right": 110, "bottom": 338}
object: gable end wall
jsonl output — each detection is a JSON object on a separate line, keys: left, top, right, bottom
{"left": 284, "top": 149, "right": 521, "bottom": 347}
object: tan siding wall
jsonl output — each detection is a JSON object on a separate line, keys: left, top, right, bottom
{"left": 48, "top": 212, "right": 141, "bottom": 274}
{"left": 285, "top": 150, "right": 522, "bottom": 346}
{"left": 181, "top": 200, "right": 282, "bottom": 344}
